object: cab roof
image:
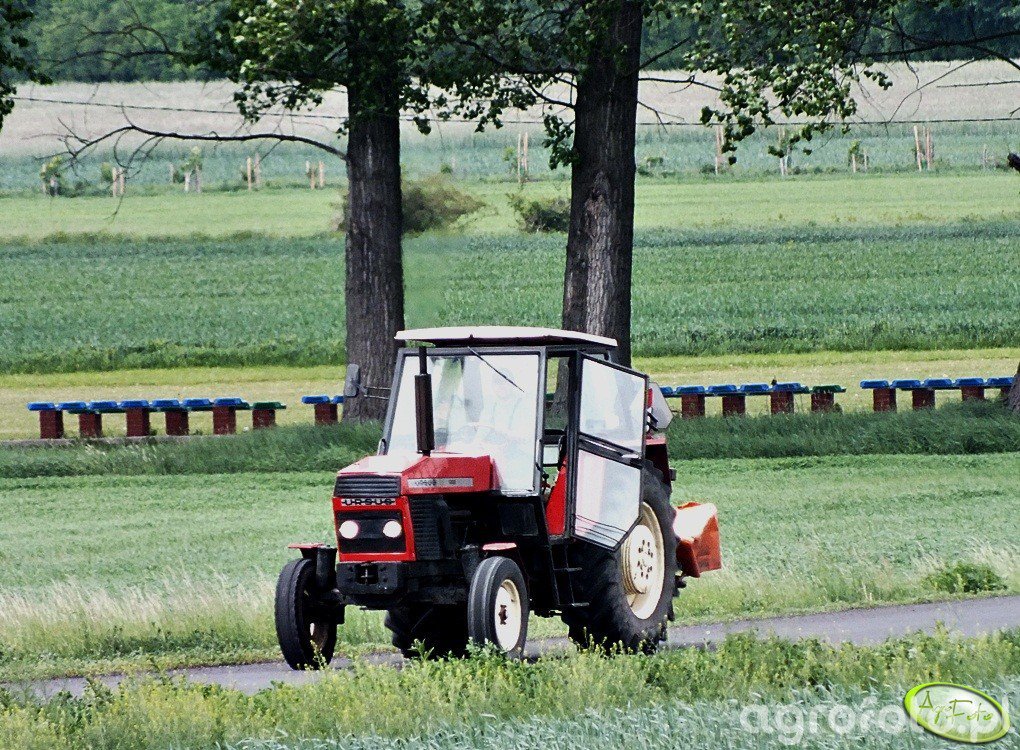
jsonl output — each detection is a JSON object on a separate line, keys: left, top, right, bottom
{"left": 396, "top": 326, "right": 617, "bottom": 349}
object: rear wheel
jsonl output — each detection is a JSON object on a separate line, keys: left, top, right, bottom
{"left": 467, "top": 556, "right": 529, "bottom": 658}
{"left": 564, "top": 465, "right": 678, "bottom": 653}
{"left": 385, "top": 604, "right": 469, "bottom": 659}
{"left": 275, "top": 557, "right": 338, "bottom": 670}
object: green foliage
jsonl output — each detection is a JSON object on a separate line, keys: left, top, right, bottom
{"left": 402, "top": 178, "right": 484, "bottom": 233}
{"left": 27, "top": 0, "right": 217, "bottom": 83}
{"left": 925, "top": 561, "right": 1008, "bottom": 594}
{"left": 0, "top": 0, "right": 38, "bottom": 131}
{"left": 508, "top": 193, "right": 570, "bottom": 233}
{"left": 37, "top": 155, "right": 65, "bottom": 194}
{"left": 333, "top": 178, "right": 484, "bottom": 234}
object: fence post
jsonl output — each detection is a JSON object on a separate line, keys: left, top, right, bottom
{"left": 913, "top": 125, "right": 923, "bottom": 171}
{"left": 318, "top": 160, "right": 325, "bottom": 189}
{"left": 247, "top": 157, "right": 253, "bottom": 190}
{"left": 254, "top": 153, "right": 262, "bottom": 187}
{"left": 714, "top": 125, "right": 723, "bottom": 175}
{"left": 925, "top": 125, "right": 933, "bottom": 170}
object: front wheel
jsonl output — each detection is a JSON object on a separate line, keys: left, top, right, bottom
{"left": 275, "top": 557, "right": 338, "bottom": 670}
{"left": 467, "top": 556, "right": 529, "bottom": 658}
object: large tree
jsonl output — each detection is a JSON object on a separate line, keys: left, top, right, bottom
{"left": 210, "top": 0, "right": 428, "bottom": 421}
{"left": 425, "top": 0, "right": 896, "bottom": 365}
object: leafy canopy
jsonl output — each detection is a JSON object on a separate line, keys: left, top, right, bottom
{"left": 1, "top": 0, "right": 38, "bottom": 130}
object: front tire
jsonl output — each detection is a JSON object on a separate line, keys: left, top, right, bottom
{"left": 467, "top": 556, "right": 529, "bottom": 658}
{"left": 385, "top": 604, "right": 469, "bottom": 659}
{"left": 275, "top": 557, "right": 338, "bottom": 670}
{"left": 564, "top": 464, "right": 678, "bottom": 653}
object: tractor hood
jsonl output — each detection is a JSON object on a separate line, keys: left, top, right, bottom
{"left": 337, "top": 452, "right": 494, "bottom": 495}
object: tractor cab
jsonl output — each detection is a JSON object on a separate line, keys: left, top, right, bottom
{"left": 275, "top": 326, "right": 720, "bottom": 668}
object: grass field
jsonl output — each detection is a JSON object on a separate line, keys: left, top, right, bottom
{"left": 3, "top": 171, "right": 1019, "bottom": 238}
{"left": 0, "top": 452, "right": 1015, "bottom": 680}
{"left": 2, "top": 219, "right": 1017, "bottom": 376}
{"left": 2, "top": 635, "right": 1019, "bottom": 749}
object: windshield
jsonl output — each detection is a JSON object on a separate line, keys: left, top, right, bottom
{"left": 387, "top": 352, "right": 541, "bottom": 493}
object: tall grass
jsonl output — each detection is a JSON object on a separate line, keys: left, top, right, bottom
{"left": 2, "top": 630, "right": 1018, "bottom": 749}
{"left": 2, "top": 402, "right": 1015, "bottom": 479}
{"left": 1, "top": 221, "right": 1017, "bottom": 373}
{"left": 0, "top": 452, "right": 1015, "bottom": 680}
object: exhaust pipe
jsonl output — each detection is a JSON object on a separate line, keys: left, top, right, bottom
{"left": 414, "top": 346, "right": 435, "bottom": 455}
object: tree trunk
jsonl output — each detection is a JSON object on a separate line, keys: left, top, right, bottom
{"left": 342, "top": 83, "right": 404, "bottom": 422}
{"left": 1009, "top": 361, "right": 1020, "bottom": 413}
{"left": 562, "top": 0, "right": 642, "bottom": 366}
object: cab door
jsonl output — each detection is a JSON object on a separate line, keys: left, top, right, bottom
{"left": 568, "top": 355, "right": 648, "bottom": 549}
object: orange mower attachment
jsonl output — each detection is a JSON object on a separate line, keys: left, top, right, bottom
{"left": 673, "top": 502, "right": 722, "bottom": 578}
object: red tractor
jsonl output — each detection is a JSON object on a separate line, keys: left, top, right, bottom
{"left": 277, "top": 327, "right": 721, "bottom": 667}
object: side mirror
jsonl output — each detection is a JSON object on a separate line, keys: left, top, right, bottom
{"left": 343, "top": 364, "right": 362, "bottom": 398}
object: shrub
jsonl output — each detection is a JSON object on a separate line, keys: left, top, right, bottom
{"left": 333, "top": 177, "right": 483, "bottom": 234}
{"left": 924, "top": 561, "right": 1006, "bottom": 594}
{"left": 509, "top": 193, "right": 571, "bottom": 233}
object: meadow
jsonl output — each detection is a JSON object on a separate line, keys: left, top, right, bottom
{"left": 1, "top": 219, "right": 1017, "bottom": 376}
{"left": 0, "top": 450, "right": 1016, "bottom": 680}
{"left": 3, "top": 170, "right": 1020, "bottom": 239}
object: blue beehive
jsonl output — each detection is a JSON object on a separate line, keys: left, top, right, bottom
{"left": 860, "top": 380, "right": 890, "bottom": 389}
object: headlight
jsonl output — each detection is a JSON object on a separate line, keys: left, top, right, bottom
{"left": 382, "top": 520, "right": 403, "bottom": 538}
{"left": 338, "top": 520, "right": 360, "bottom": 539}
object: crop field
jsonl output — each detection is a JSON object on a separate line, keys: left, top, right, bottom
{"left": 1, "top": 220, "right": 1017, "bottom": 376}
{"left": 0, "top": 451, "right": 1016, "bottom": 681}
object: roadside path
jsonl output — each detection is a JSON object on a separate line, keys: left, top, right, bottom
{"left": 15, "top": 595, "right": 1020, "bottom": 698}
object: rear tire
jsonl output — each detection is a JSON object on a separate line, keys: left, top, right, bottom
{"left": 467, "top": 556, "right": 529, "bottom": 658}
{"left": 563, "top": 464, "right": 678, "bottom": 653}
{"left": 275, "top": 557, "right": 338, "bottom": 670}
{"left": 385, "top": 604, "right": 469, "bottom": 659}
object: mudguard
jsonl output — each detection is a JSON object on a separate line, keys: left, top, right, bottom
{"left": 672, "top": 502, "right": 722, "bottom": 577}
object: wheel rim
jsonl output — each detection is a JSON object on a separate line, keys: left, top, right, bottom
{"left": 493, "top": 579, "right": 523, "bottom": 651}
{"left": 301, "top": 587, "right": 330, "bottom": 652}
{"left": 620, "top": 502, "right": 666, "bottom": 620}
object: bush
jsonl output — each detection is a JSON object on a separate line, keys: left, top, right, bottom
{"left": 333, "top": 177, "right": 483, "bottom": 235}
{"left": 924, "top": 561, "right": 1007, "bottom": 594}
{"left": 509, "top": 193, "right": 571, "bottom": 233}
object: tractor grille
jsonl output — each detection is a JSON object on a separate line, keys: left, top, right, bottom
{"left": 408, "top": 497, "right": 443, "bottom": 560}
{"left": 334, "top": 474, "right": 400, "bottom": 498}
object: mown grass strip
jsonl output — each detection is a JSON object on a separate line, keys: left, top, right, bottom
{"left": 2, "top": 401, "right": 1016, "bottom": 479}
{"left": 2, "top": 629, "right": 1019, "bottom": 749}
